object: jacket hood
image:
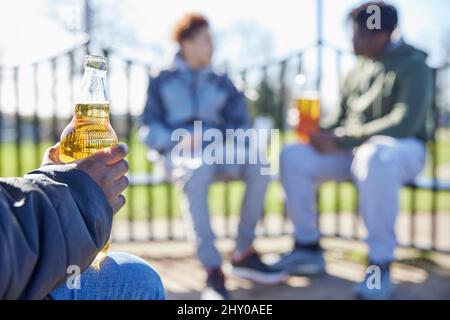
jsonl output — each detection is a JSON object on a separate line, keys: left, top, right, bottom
{"left": 380, "top": 40, "right": 428, "bottom": 64}
{"left": 172, "top": 52, "right": 213, "bottom": 77}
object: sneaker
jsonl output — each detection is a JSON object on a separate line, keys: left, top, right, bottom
{"left": 353, "top": 262, "right": 395, "bottom": 300}
{"left": 272, "top": 243, "right": 326, "bottom": 276}
{"left": 201, "top": 268, "right": 230, "bottom": 300}
{"left": 230, "top": 248, "right": 287, "bottom": 285}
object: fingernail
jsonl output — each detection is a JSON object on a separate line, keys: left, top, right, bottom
{"left": 118, "top": 142, "right": 128, "bottom": 153}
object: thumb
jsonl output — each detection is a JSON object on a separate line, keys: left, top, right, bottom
{"left": 49, "top": 144, "right": 61, "bottom": 163}
{"left": 42, "top": 143, "right": 63, "bottom": 166}
{"left": 94, "top": 143, "right": 128, "bottom": 165}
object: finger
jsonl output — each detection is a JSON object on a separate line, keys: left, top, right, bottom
{"left": 108, "top": 175, "right": 129, "bottom": 200}
{"left": 42, "top": 143, "right": 62, "bottom": 166}
{"left": 108, "top": 159, "right": 129, "bottom": 181}
{"left": 95, "top": 143, "right": 128, "bottom": 165}
{"left": 310, "top": 140, "right": 321, "bottom": 152}
{"left": 111, "top": 194, "right": 126, "bottom": 214}
{"left": 309, "top": 137, "right": 318, "bottom": 148}
{"left": 49, "top": 144, "right": 63, "bottom": 164}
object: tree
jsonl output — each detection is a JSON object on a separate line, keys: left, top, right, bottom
{"left": 247, "top": 79, "right": 283, "bottom": 129}
{"left": 214, "top": 20, "right": 274, "bottom": 70}
{"left": 46, "top": 0, "right": 139, "bottom": 54}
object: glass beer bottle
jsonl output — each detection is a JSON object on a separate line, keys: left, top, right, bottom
{"left": 59, "top": 55, "right": 118, "bottom": 267}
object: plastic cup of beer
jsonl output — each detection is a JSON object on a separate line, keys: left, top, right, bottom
{"left": 294, "top": 90, "right": 320, "bottom": 143}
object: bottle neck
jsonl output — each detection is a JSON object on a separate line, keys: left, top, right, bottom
{"left": 85, "top": 67, "right": 107, "bottom": 76}
{"left": 78, "top": 67, "right": 109, "bottom": 103}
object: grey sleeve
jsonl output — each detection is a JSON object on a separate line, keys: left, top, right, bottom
{"left": 0, "top": 165, "right": 112, "bottom": 300}
{"left": 138, "top": 77, "right": 174, "bottom": 153}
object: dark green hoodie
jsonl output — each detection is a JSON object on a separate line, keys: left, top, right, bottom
{"left": 324, "top": 42, "right": 434, "bottom": 149}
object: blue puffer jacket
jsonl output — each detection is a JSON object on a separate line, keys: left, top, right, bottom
{"left": 0, "top": 165, "right": 112, "bottom": 300}
{"left": 138, "top": 54, "right": 249, "bottom": 153}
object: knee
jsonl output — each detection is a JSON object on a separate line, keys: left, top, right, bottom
{"left": 182, "top": 165, "right": 214, "bottom": 193}
{"left": 352, "top": 142, "right": 397, "bottom": 182}
{"left": 108, "top": 252, "right": 166, "bottom": 300}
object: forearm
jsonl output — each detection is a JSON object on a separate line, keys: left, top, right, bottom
{"left": 0, "top": 166, "right": 112, "bottom": 299}
{"left": 138, "top": 122, "right": 174, "bottom": 152}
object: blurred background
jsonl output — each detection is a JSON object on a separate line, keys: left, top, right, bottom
{"left": 0, "top": 0, "right": 449, "bottom": 299}
{"left": 1, "top": 0, "right": 450, "bottom": 117}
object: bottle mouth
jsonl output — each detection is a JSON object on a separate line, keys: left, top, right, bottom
{"left": 84, "top": 55, "right": 108, "bottom": 71}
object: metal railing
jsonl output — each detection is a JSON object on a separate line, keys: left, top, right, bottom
{"left": 0, "top": 41, "right": 449, "bottom": 253}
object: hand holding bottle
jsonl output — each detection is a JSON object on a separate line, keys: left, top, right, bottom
{"left": 42, "top": 142, "right": 129, "bottom": 214}
{"left": 52, "top": 55, "right": 120, "bottom": 266}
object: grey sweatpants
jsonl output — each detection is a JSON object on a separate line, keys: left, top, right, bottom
{"left": 280, "top": 135, "right": 426, "bottom": 264}
{"left": 176, "top": 162, "right": 270, "bottom": 269}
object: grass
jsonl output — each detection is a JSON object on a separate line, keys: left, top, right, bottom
{"left": 1, "top": 129, "right": 449, "bottom": 220}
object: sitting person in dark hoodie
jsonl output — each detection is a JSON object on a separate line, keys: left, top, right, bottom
{"left": 277, "top": 2, "right": 433, "bottom": 299}
{"left": 0, "top": 143, "right": 165, "bottom": 300}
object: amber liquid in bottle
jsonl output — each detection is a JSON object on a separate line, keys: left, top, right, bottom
{"left": 59, "top": 103, "right": 118, "bottom": 163}
{"left": 59, "top": 56, "right": 117, "bottom": 269}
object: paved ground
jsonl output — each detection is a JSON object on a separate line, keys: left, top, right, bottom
{"left": 110, "top": 236, "right": 450, "bottom": 300}
{"left": 111, "top": 213, "right": 450, "bottom": 251}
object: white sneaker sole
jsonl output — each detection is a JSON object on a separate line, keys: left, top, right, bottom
{"left": 201, "top": 288, "right": 227, "bottom": 300}
{"left": 227, "top": 264, "right": 288, "bottom": 285}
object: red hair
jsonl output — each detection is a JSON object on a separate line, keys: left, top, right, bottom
{"left": 172, "top": 13, "right": 209, "bottom": 44}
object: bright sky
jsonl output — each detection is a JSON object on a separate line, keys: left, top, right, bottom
{"left": 1, "top": 0, "right": 449, "bottom": 66}
{"left": 0, "top": 0, "right": 449, "bottom": 116}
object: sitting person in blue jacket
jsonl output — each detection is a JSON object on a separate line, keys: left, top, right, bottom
{"left": 138, "top": 13, "right": 285, "bottom": 300}
{"left": 0, "top": 143, "right": 165, "bottom": 300}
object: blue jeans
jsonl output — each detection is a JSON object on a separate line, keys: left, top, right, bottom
{"left": 50, "top": 252, "right": 166, "bottom": 300}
